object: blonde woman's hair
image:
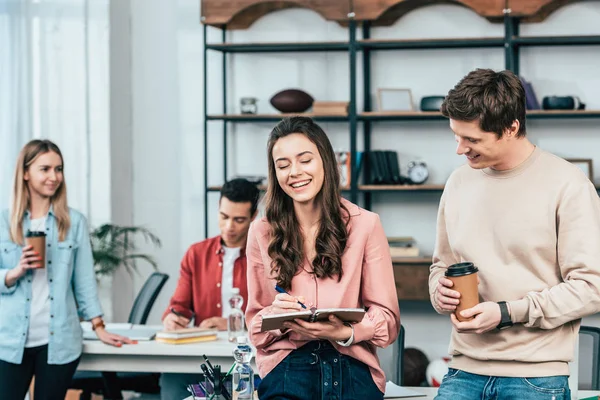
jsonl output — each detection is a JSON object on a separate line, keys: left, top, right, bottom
{"left": 10, "top": 140, "right": 70, "bottom": 244}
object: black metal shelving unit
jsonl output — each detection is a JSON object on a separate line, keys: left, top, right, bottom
{"left": 203, "top": 10, "right": 600, "bottom": 236}
{"left": 356, "top": 12, "right": 600, "bottom": 209}
{"left": 202, "top": 18, "right": 358, "bottom": 238}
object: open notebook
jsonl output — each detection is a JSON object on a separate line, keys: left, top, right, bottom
{"left": 260, "top": 308, "right": 365, "bottom": 332}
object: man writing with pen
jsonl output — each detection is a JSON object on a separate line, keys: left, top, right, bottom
{"left": 159, "top": 179, "right": 260, "bottom": 400}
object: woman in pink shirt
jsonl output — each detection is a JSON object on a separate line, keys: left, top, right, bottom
{"left": 245, "top": 116, "right": 401, "bottom": 399}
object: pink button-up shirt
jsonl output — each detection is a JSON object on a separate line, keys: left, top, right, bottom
{"left": 245, "top": 199, "right": 401, "bottom": 393}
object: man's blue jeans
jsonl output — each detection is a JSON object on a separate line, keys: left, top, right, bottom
{"left": 435, "top": 368, "right": 571, "bottom": 400}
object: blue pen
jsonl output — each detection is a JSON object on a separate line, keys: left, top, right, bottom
{"left": 275, "top": 285, "right": 307, "bottom": 309}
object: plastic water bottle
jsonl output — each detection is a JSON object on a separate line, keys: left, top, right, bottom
{"left": 232, "top": 336, "right": 254, "bottom": 400}
{"left": 227, "top": 288, "right": 245, "bottom": 342}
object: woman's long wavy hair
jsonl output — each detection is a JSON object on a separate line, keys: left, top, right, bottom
{"left": 265, "top": 116, "right": 349, "bottom": 290}
{"left": 10, "top": 140, "right": 70, "bottom": 244}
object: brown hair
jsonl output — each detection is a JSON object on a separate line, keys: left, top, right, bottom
{"left": 265, "top": 116, "right": 349, "bottom": 290}
{"left": 10, "top": 140, "right": 70, "bottom": 244}
{"left": 441, "top": 68, "right": 527, "bottom": 139}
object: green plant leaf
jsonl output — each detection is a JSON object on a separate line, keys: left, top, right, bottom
{"left": 90, "top": 223, "right": 161, "bottom": 278}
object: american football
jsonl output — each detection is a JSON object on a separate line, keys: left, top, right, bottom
{"left": 270, "top": 89, "right": 314, "bottom": 113}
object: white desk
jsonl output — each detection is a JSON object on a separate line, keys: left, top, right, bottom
{"left": 79, "top": 329, "right": 244, "bottom": 373}
{"left": 79, "top": 329, "right": 599, "bottom": 400}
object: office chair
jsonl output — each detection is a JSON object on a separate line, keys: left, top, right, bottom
{"left": 580, "top": 325, "right": 600, "bottom": 390}
{"left": 127, "top": 272, "right": 169, "bottom": 324}
{"left": 71, "top": 272, "right": 169, "bottom": 399}
{"left": 396, "top": 324, "right": 406, "bottom": 386}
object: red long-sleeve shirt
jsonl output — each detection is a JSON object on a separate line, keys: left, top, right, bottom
{"left": 162, "top": 236, "right": 248, "bottom": 325}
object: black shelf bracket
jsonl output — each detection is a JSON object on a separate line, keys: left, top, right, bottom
{"left": 504, "top": 13, "right": 520, "bottom": 75}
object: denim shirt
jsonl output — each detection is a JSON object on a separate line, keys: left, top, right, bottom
{"left": 0, "top": 206, "right": 103, "bottom": 364}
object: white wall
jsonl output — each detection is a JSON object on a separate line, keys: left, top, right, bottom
{"left": 111, "top": 0, "right": 600, "bottom": 385}
{"left": 129, "top": 0, "right": 183, "bottom": 322}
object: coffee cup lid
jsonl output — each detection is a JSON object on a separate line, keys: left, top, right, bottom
{"left": 26, "top": 230, "right": 46, "bottom": 237}
{"left": 445, "top": 262, "right": 478, "bottom": 277}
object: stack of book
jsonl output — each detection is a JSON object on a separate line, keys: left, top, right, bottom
{"left": 366, "top": 151, "right": 405, "bottom": 185}
{"left": 312, "top": 101, "right": 349, "bottom": 115}
{"left": 155, "top": 327, "right": 218, "bottom": 345}
{"left": 388, "top": 237, "right": 419, "bottom": 258}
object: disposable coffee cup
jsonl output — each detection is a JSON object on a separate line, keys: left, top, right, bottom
{"left": 445, "top": 262, "right": 479, "bottom": 322}
{"left": 25, "top": 231, "right": 46, "bottom": 269}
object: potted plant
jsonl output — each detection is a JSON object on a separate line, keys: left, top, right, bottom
{"left": 89, "top": 224, "right": 161, "bottom": 321}
{"left": 90, "top": 224, "right": 161, "bottom": 277}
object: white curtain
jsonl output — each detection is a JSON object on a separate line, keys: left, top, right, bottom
{"left": 0, "top": 0, "right": 109, "bottom": 222}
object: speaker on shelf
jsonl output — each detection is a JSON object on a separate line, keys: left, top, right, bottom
{"left": 542, "top": 96, "right": 585, "bottom": 110}
{"left": 420, "top": 96, "right": 445, "bottom": 112}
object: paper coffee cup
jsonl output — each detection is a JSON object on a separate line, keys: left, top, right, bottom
{"left": 25, "top": 231, "right": 46, "bottom": 269}
{"left": 445, "top": 262, "right": 479, "bottom": 322}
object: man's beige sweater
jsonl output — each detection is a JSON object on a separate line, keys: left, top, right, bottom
{"left": 429, "top": 147, "right": 600, "bottom": 377}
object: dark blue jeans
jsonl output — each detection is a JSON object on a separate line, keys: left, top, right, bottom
{"left": 258, "top": 340, "right": 384, "bottom": 400}
{"left": 435, "top": 368, "right": 571, "bottom": 400}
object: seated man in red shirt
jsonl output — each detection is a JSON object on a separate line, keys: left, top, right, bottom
{"left": 159, "top": 178, "right": 259, "bottom": 400}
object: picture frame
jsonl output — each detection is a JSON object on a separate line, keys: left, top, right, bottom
{"left": 566, "top": 158, "right": 594, "bottom": 181}
{"left": 376, "top": 88, "right": 414, "bottom": 112}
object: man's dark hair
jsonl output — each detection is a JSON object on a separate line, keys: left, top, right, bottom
{"left": 441, "top": 68, "right": 527, "bottom": 139}
{"left": 220, "top": 178, "right": 260, "bottom": 216}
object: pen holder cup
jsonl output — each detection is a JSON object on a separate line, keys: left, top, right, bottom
{"left": 202, "top": 373, "right": 232, "bottom": 399}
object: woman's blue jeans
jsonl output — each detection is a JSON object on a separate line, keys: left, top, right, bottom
{"left": 435, "top": 368, "right": 571, "bottom": 400}
{"left": 258, "top": 340, "right": 384, "bottom": 400}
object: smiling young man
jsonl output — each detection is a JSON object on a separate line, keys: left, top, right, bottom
{"left": 429, "top": 69, "right": 600, "bottom": 399}
{"left": 159, "top": 178, "right": 259, "bottom": 400}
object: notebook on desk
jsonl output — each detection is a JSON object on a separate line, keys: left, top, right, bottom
{"left": 82, "top": 323, "right": 158, "bottom": 341}
{"left": 155, "top": 327, "right": 218, "bottom": 344}
{"left": 260, "top": 308, "right": 365, "bottom": 332}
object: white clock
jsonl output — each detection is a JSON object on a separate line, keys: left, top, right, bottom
{"left": 407, "top": 161, "right": 429, "bottom": 185}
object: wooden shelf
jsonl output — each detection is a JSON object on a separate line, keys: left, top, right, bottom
{"left": 360, "top": 111, "right": 445, "bottom": 121}
{"left": 353, "top": 0, "right": 505, "bottom": 25}
{"left": 206, "top": 41, "right": 349, "bottom": 53}
{"left": 359, "top": 37, "right": 505, "bottom": 50}
{"left": 514, "top": 35, "right": 600, "bottom": 47}
{"left": 359, "top": 110, "right": 600, "bottom": 121}
{"left": 201, "top": 1, "right": 349, "bottom": 29}
{"left": 206, "top": 110, "right": 600, "bottom": 123}
{"left": 359, "top": 184, "right": 445, "bottom": 191}
{"left": 207, "top": 113, "right": 348, "bottom": 122}
{"left": 392, "top": 256, "right": 431, "bottom": 264}
{"left": 205, "top": 36, "right": 600, "bottom": 53}
{"left": 526, "top": 110, "right": 600, "bottom": 119}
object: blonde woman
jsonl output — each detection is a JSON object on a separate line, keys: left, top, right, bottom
{"left": 0, "top": 140, "right": 133, "bottom": 400}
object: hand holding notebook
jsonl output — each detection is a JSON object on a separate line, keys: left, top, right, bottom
{"left": 260, "top": 308, "right": 365, "bottom": 332}
{"left": 263, "top": 286, "right": 365, "bottom": 332}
